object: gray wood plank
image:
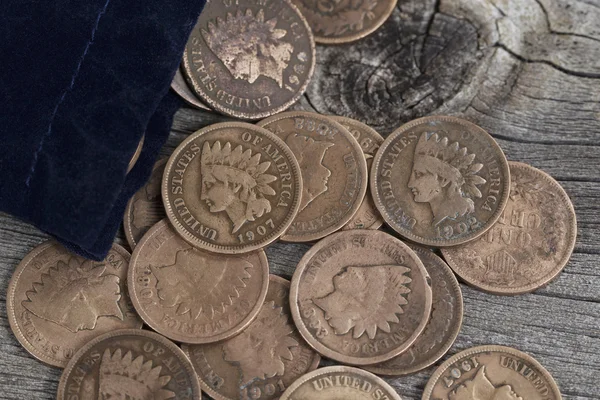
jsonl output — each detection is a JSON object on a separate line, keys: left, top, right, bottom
{"left": 1, "top": 0, "right": 599, "bottom": 398}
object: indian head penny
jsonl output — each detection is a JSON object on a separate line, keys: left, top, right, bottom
{"left": 7, "top": 241, "right": 142, "bottom": 368}
{"left": 441, "top": 162, "right": 577, "bottom": 295}
{"left": 183, "top": 0, "right": 316, "bottom": 120}
{"left": 57, "top": 329, "right": 201, "bottom": 400}
{"left": 162, "top": 122, "right": 302, "bottom": 254}
{"left": 364, "top": 248, "right": 463, "bottom": 376}
{"left": 259, "top": 112, "right": 368, "bottom": 242}
{"left": 171, "top": 66, "right": 212, "bottom": 111}
{"left": 128, "top": 220, "right": 269, "bottom": 344}
{"left": 331, "top": 116, "right": 385, "bottom": 231}
{"left": 290, "top": 0, "right": 399, "bottom": 44}
{"left": 423, "top": 345, "right": 562, "bottom": 400}
{"left": 182, "top": 275, "right": 321, "bottom": 400}
{"left": 290, "top": 230, "right": 432, "bottom": 365}
{"left": 124, "top": 158, "right": 167, "bottom": 249}
{"left": 127, "top": 134, "right": 145, "bottom": 174}
{"left": 280, "top": 366, "right": 402, "bottom": 400}
{"left": 372, "top": 116, "right": 511, "bottom": 247}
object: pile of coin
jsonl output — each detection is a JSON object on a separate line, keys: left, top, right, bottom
{"left": 6, "top": 1, "right": 576, "bottom": 399}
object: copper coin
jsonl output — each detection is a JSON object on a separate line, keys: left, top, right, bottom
{"left": 57, "top": 329, "right": 201, "bottom": 399}
{"left": 182, "top": 0, "right": 315, "bottom": 120}
{"left": 290, "top": 0, "right": 398, "bottom": 44}
{"left": 182, "top": 275, "right": 321, "bottom": 400}
{"left": 162, "top": 122, "right": 302, "bottom": 254}
{"left": 423, "top": 345, "right": 562, "bottom": 400}
{"left": 331, "top": 116, "right": 385, "bottom": 231}
{"left": 371, "top": 116, "right": 511, "bottom": 247}
{"left": 7, "top": 241, "right": 142, "bottom": 368}
{"left": 124, "top": 158, "right": 167, "bottom": 249}
{"left": 127, "top": 134, "right": 145, "bottom": 174}
{"left": 441, "top": 162, "right": 577, "bottom": 295}
{"left": 128, "top": 220, "right": 270, "bottom": 344}
{"left": 258, "top": 112, "right": 368, "bottom": 242}
{"left": 171, "top": 66, "right": 212, "bottom": 111}
{"left": 290, "top": 230, "right": 432, "bottom": 365}
{"left": 364, "top": 248, "right": 463, "bottom": 375}
{"left": 280, "top": 366, "right": 402, "bottom": 400}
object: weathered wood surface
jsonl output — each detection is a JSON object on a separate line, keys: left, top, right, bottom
{"left": 1, "top": 0, "right": 599, "bottom": 398}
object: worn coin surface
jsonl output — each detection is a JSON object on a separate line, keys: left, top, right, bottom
{"left": 183, "top": 0, "right": 315, "bottom": 120}
{"left": 372, "top": 116, "right": 511, "bottom": 247}
{"left": 124, "top": 158, "right": 167, "bottom": 249}
{"left": 290, "top": 0, "right": 398, "bottom": 44}
{"left": 331, "top": 116, "right": 385, "bottom": 231}
{"left": 423, "top": 345, "right": 562, "bottom": 400}
{"left": 162, "top": 122, "right": 302, "bottom": 253}
{"left": 442, "top": 162, "right": 577, "bottom": 295}
{"left": 364, "top": 248, "right": 463, "bottom": 375}
{"left": 290, "top": 230, "right": 432, "bottom": 365}
{"left": 280, "top": 365, "right": 402, "bottom": 400}
{"left": 57, "top": 329, "right": 201, "bottom": 400}
{"left": 171, "top": 66, "right": 212, "bottom": 111}
{"left": 182, "top": 275, "right": 321, "bottom": 400}
{"left": 7, "top": 241, "right": 142, "bottom": 368}
{"left": 129, "top": 219, "right": 270, "bottom": 344}
{"left": 259, "top": 112, "right": 368, "bottom": 242}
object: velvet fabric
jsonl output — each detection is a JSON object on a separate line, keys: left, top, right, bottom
{"left": 0, "top": 0, "right": 205, "bottom": 260}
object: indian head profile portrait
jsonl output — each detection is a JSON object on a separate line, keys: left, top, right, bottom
{"left": 285, "top": 134, "right": 334, "bottom": 211}
{"left": 222, "top": 301, "right": 298, "bottom": 387}
{"left": 200, "top": 141, "right": 277, "bottom": 234}
{"left": 99, "top": 348, "right": 175, "bottom": 400}
{"left": 151, "top": 248, "right": 253, "bottom": 320}
{"left": 22, "top": 258, "right": 123, "bottom": 333}
{"left": 313, "top": 265, "right": 412, "bottom": 340}
{"left": 202, "top": 9, "right": 294, "bottom": 87}
{"left": 408, "top": 132, "right": 487, "bottom": 226}
{"left": 449, "top": 366, "right": 524, "bottom": 400}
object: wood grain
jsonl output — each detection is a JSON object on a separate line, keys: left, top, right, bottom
{"left": 1, "top": 0, "right": 599, "bottom": 398}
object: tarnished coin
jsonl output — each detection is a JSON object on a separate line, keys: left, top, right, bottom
{"left": 364, "top": 248, "right": 463, "bottom": 376}
{"left": 7, "top": 241, "right": 142, "bottom": 368}
{"left": 57, "top": 329, "right": 201, "bottom": 400}
{"left": 162, "top": 122, "right": 302, "bottom": 254}
{"left": 423, "top": 345, "right": 562, "bottom": 400}
{"left": 171, "top": 66, "right": 212, "bottom": 111}
{"left": 183, "top": 0, "right": 315, "bottom": 120}
{"left": 124, "top": 158, "right": 167, "bottom": 249}
{"left": 331, "top": 116, "right": 385, "bottom": 231}
{"left": 259, "top": 112, "right": 368, "bottom": 242}
{"left": 127, "top": 134, "right": 145, "bottom": 174}
{"left": 182, "top": 275, "right": 321, "bottom": 400}
{"left": 371, "top": 116, "right": 511, "bottom": 247}
{"left": 290, "top": 0, "right": 398, "bottom": 44}
{"left": 290, "top": 230, "right": 432, "bottom": 365}
{"left": 129, "top": 220, "right": 269, "bottom": 344}
{"left": 280, "top": 366, "right": 402, "bottom": 400}
{"left": 441, "top": 162, "right": 577, "bottom": 295}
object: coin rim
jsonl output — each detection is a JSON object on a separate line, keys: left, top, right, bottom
{"left": 126, "top": 134, "right": 145, "bottom": 174}
{"left": 128, "top": 219, "right": 270, "bottom": 344}
{"left": 7, "top": 241, "right": 139, "bottom": 368}
{"left": 302, "top": 0, "right": 399, "bottom": 44}
{"left": 421, "top": 344, "right": 563, "bottom": 400}
{"left": 124, "top": 158, "right": 168, "bottom": 250}
{"left": 258, "top": 111, "right": 369, "bottom": 242}
{"left": 371, "top": 115, "right": 511, "bottom": 247}
{"left": 56, "top": 328, "right": 202, "bottom": 399}
{"left": 181, "top": 274, "right": 321, "bottom": 400}
{"left": 289, "top": 230, "right": 433, "bottom": 365}
{"left": 441, "top": 161, "right": 578, "bottom": 295}
{"left": 279, "top": 365, "right": 402, "bottom": 400}
{"left": 330, "top": 115, "right": 385, "bottom": 231}
{"left": 171, "top": 65, "right": 212, "bottom": 111}
{"left": 182, "top": 0, "right": 316, "bottom": 120}
{"left": 363, "top": 248, "right": 463, "bottom": 376}
{"left": 162, "top": 121, "right": 303, "bottom": 254}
